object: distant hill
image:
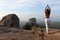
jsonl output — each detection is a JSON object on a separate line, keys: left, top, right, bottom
{"left": 20, "top": 21, "right": 60, "bottom": 29}
{"left": 38, "top": 21, "right": 60, "bottom": 29}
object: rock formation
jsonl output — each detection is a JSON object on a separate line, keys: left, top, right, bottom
{"left": 23, "top": 23, "right": 32, "bottom": 30}
{"left": 29, "top": 18, "right": 38, "bottom": 26}
{"left": 0, "top": 14, "right": 20, "bottom": 28}
{"left": 23, "top": 18, "right": 39, "bottom": 30}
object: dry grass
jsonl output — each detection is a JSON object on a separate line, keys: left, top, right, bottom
{"left": 0, "top": 27, "right": 59, "bottom": 40}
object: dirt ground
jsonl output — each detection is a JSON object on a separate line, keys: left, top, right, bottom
{"left": 0, "top": 27, "right": 60, "bottom": 40}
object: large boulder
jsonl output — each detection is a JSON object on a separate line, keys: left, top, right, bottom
{"left": 1, "top": 14, "right": 20, "bottom": 28}
{"left": 29, "top": 18, "right": 38, "bottom": 26}
{"left": 23, "top": 23, "right": 32, "bottom": 30}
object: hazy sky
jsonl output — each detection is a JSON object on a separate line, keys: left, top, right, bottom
{"left": 0, "top": 0, "right": 60, "bottom": 22}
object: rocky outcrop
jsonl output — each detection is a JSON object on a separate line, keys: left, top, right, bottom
{"left": 29, "top": 18, "right": 38, "bottom": 26}
{"left": 23, "top": 23, "right": 32, "bottom": 30}
{"left": 0, "top": 14, "right": 20, "bottom": 28}
{"left": 23, "top": 18, "right": 39, "bottom": 30}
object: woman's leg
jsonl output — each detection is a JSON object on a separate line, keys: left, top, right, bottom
{"left": 45, "top": 18, "right": 49, "bottom": 34}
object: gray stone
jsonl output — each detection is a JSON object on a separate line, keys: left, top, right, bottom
{"left": 1, "top": 14, "right": 20, "bottom": 28}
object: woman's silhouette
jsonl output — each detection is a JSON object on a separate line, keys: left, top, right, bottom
{"left": 45, "top": 5, "right": 51, "bottom": 34}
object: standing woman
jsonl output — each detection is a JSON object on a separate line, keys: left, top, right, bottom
{"left": 45, "top": 5, "right": 51, "bottom": 34}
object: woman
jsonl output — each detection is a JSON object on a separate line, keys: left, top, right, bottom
{"left": 45, "top": 5, "right": 51, "bottom": 34}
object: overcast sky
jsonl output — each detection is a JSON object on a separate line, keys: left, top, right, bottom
{"left": 0, "top": 0, "right": 60, "bottom": 22}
